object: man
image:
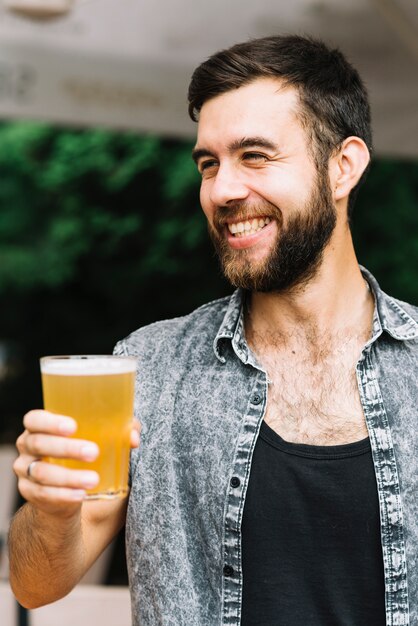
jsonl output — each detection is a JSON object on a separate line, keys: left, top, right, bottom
{"left": 8, "top": 35, "right": 418, "bottom": 625}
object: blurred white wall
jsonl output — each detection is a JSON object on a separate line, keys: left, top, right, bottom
{"left": 0, "top": 0, "right": 417, "bottom": 156}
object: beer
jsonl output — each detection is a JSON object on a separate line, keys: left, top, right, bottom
{"left": 40, "top": 355, "right": 137, "bottom": 499}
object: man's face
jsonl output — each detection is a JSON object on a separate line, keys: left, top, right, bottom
{"left": 193, "top": 78, "right": 337, "bottom": 293}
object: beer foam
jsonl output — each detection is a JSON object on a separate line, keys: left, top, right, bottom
{"left": 40, "top": 357, "right": 137, "bottom": 376}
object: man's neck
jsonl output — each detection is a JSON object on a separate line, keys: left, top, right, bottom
{"left": 245, "top": 238, "right": 374, "bottom": 350}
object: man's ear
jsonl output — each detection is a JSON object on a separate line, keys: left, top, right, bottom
{"left": 332, "top": 137, "right": 370, "bottom": 201}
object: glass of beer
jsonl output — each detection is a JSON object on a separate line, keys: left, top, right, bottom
{"left": 40, "top": 355, "right": 137, "bottom": 499}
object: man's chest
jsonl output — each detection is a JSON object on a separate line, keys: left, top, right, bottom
{"left": 258, "top": 345, "right": 369, "bottom": 445}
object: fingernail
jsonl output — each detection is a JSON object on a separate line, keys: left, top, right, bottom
{"left": 81, "top": 473, "right": 99, "bottom": 488}
{"left": 131, "top": 430, "right": 140, "bottom": 446}
{"left": 81, "top": 444, "right": 99, "bottom": 461}
{"left": 59, "top": 419, "right": 77, "bottom": 435}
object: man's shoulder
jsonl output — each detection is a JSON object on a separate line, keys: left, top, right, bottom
{"left": 378, "top": 289, "right": 418, "bottom": 346}
{"left": 384, "top": 293, "right": 418, "bottom": 327}
{"left": 114, "top": 294, "right": 233, "bottom": 357}
{"left": 364, "top": 265, "right": 418, "bottom": 339}
{"left": 391, "top": 296, "right": 418, "bottom": 321}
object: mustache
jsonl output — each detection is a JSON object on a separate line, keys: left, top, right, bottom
{"left": 213, "top": 200, "right": 281, "bottom": 228}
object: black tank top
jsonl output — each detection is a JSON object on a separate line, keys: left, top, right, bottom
{"left": 241, "top": 421, "right": 386, "bottom": 625}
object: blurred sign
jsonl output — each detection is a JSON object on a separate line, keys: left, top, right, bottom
{"left": 0, "top": 58, "right": 36, "bottom": 102}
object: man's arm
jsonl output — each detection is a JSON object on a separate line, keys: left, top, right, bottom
{"left": 8, "top": 410, "right": 139, "bottom": 608}
{"left": 9, "top": 499, "right": 127, "bottom": 608}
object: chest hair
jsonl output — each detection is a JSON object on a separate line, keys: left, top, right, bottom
{"left": 249, "top": 328, "right": 370, "bottom": 445}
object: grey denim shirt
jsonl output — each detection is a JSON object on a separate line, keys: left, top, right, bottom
{"left": 114, "top": 267, "right": 418, "bottom": 626}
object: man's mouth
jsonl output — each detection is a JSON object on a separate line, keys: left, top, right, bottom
{"left": 227, "top": 217, "right": 271, "bottom": 238}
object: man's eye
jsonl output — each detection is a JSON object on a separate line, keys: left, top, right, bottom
{"left": 243, "top": 152, "right": 267, "bottom": 162}
{"left": 199, "top": 160, "right": 218, "bottom": 173}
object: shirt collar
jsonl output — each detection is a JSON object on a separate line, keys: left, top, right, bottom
{"left": 361, "top": 266, "right": 418, "bottom": 341}
{"left": 213, "top": 288, "right": 249, "bottom": 364}
{"left": 213, "top": 266, "right": 418, "bottom": 363}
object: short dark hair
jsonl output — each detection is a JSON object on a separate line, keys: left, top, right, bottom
{"left": 188, "top": 35, "right": 372, "bottom": 217}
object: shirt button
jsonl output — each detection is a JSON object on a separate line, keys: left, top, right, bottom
{"left": 230, "top": 476, "right": 240, "bottom": 488}
{"left": 251, "top": 393, "right": 262, "bottom": 405}
{"left": 223, "top": 565, "right": 234, "bottom": 577}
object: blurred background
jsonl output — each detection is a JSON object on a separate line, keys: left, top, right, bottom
{"left": 0, "top": 0, "right": 417, "bottom": 614}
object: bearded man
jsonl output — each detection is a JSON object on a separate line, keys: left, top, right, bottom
{"left": 9, "top": 35, "right": 418, "bottom": 626}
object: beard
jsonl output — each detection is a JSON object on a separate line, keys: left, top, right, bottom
{"left": 207, "top": 168, "right": 337, "bottom": 293}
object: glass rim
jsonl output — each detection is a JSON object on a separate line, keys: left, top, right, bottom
{"left": 40, "top": 355, "right": 138, "bottom": 374}
{"left": 40, "top": 355, "right": 137, "bottom": 362}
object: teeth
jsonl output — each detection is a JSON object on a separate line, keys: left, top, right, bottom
{"left": 228, "top": 217, "right": 271, "bottom": 237}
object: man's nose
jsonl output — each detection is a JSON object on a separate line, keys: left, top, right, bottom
{"left": 208, "top": 165, "right": 249, "bottom": 207}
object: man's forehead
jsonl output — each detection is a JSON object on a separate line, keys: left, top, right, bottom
{"left": 195, "top": 78, "right": 302, "bottom": 150}
{"left": 198, "top": 77, "right": 298, "bottom": 116}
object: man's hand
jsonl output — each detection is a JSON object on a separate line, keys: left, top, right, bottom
{"left": 13, "top": 410, "right": 140, "bottom": 516}
{"left": 14, "top": 410, "right": 98, "bottom": 516}
{"left": 13, "top": 410, "right": 139, "bottom": 516}
{"left": 9, "top": 410, "right": 140, "bottom": 608}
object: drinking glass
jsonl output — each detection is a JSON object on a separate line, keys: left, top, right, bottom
{"left": 40, "top": 355, "right": 137, "bottom": 499}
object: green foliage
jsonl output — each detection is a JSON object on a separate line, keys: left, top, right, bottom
{"left": 0, "top": 123, "right": 205, "bottom": 293}
{"left": 352, "top": 159, "right": 418, "bottom": 304}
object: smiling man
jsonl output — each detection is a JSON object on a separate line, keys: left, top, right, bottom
{"left": 9, "top": 36, "right": 418, "bottom": 626}
{"left": 192, "top": 81, "right": 339, "bottom": 293}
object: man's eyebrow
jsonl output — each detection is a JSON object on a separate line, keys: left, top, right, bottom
{"left": 192, "top": 136, "right": 279, "bottom": 164}
{"left": 229, "top": 137, "right": 280, "bottom": 152}
{"left": 191, "top": 148, "right": 214, "bottom": 164}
